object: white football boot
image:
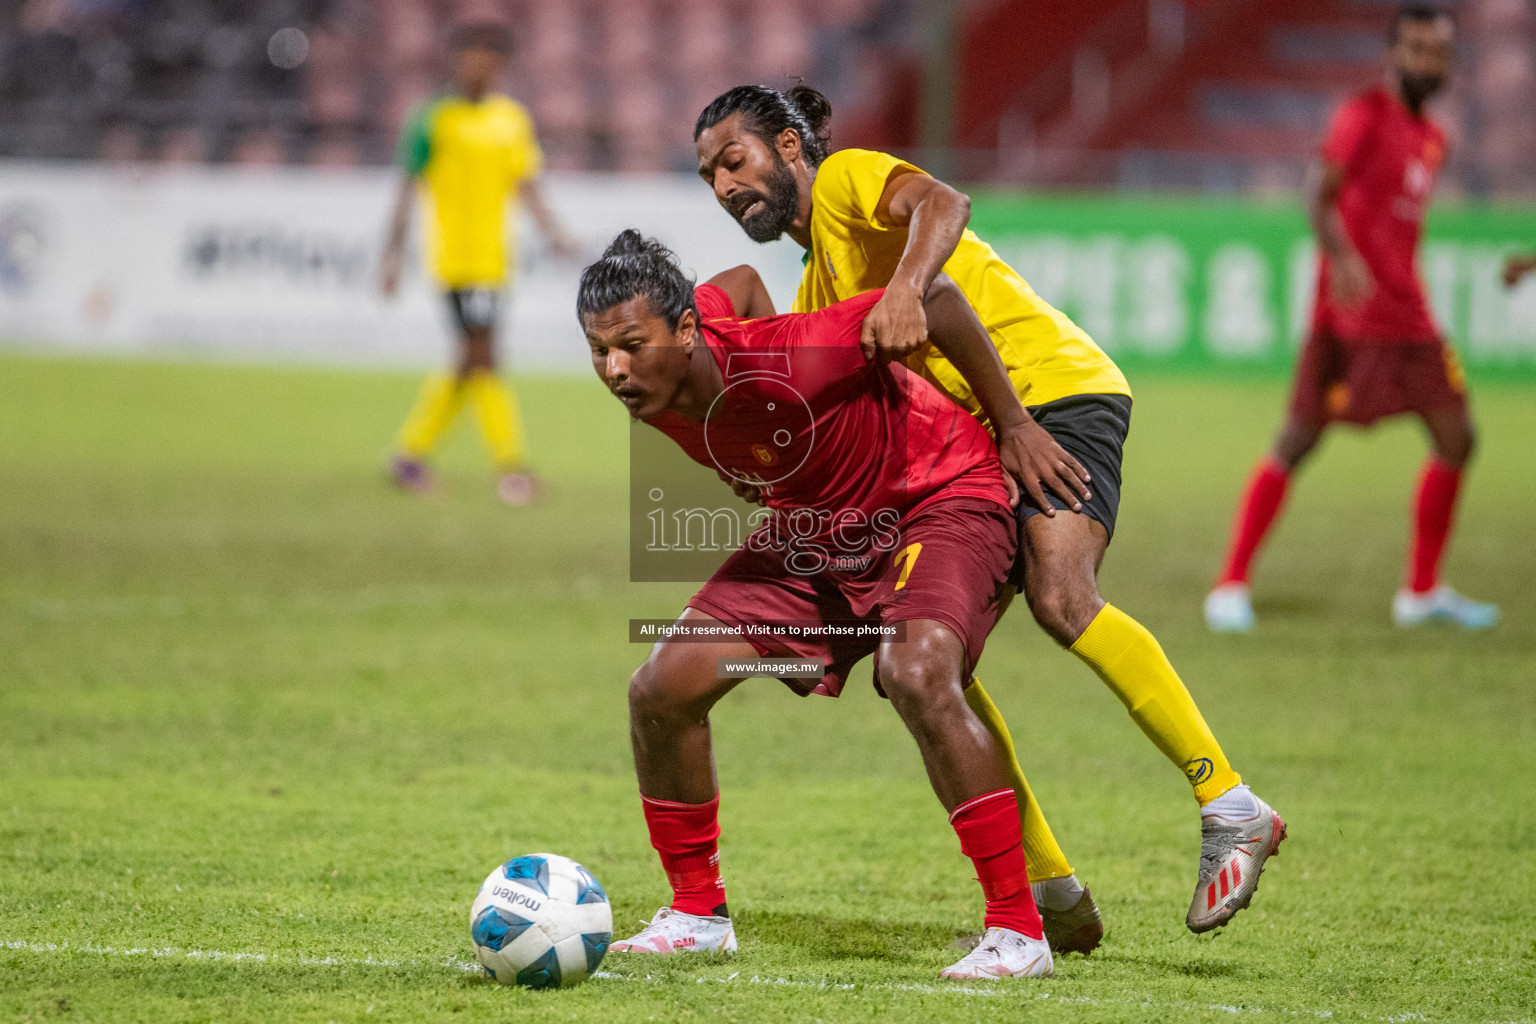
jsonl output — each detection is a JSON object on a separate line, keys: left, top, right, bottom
{"left": 939, "top": 926, "right": 1054, "bottom": 980}
{"left": 1391, "top": 585, "right": 1500, "bottom": 630}
{"left": 1204, "top": 583, "right": 1255, "bottom": 633}
{"left": 609, "top": 906, "right": 737, "bottom": 955}
{"left": 1186, "top": 786, "right": 1287, "bottom": 933}
{"left": 955, "top": 877, "right": 1104, "bottom": 955}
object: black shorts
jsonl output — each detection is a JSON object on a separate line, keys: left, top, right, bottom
{"left": 1009, "top": 392, "right": 1132, "bottom": 589}
{"left": 446, "top": 288, "right": 502, "bottom": 336}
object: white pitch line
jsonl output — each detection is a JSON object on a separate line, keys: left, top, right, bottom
{"left": 595, "top": 969, "right": 1333, "bottom": 1015}
{"left": 6, "top": 938, "right": 1521, "bottom": 1024}
{"left": 2, "top": 939, "right": 479, "bottom": 973}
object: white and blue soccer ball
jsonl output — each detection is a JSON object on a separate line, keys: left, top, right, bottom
{"left": 470, "top": 853, "right": 612, "bottom": 988}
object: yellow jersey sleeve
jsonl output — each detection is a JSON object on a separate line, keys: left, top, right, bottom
{"left": 795, "top": 147, "right": 1130, "bottom": 411}
{"left": 792, "top": 149, "right": 919, "bottom": 315}
{"left": 813, "top": 148, "right": 921, "bottom": 232}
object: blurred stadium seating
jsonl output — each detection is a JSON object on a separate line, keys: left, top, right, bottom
{"left": 0, "top": 0, "right": 902, "bottom": 173}
{"left": 877, "top": 0, "right": 1536, "bottom": 195}
{"left": 2, "top": 0, "right": 1530, "bottom": 195}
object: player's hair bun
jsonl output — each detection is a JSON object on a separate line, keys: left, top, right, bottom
{"left": 578, "top": 230, "right": 697, "bottom": 330}
{"left": 598, "top": 229, "right": 687, "bottom": 276}
{"left": 599, "top": 228, "right": 648, "bottom": 260}
{"left": 785, "top": 84, "right": 832, "bottom": 154}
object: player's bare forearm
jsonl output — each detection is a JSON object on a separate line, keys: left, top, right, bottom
{"left": 1308, "top": 159, "right": 1373, "bottom": 305}
{"left": 923, "top": 275, "right": 1091, "bottom": 511}
{"left": 1306, "top": 161, "right": 1352, "bottom": 259}
{"left": 860, "top": 174, "right": 971, "bottom": 363}
{"left": 522, "top": 179, "right": 578, "bottom": 258}
{"left": 379, "top": 175, "right": 415, "bottom": 296}
{"left": 890, "top": 179, "right": 970, "bottom": 294}
{"left": 705, "top": 265, "right": 776, "bottom": 319}
{"left": 921, "top": 276, "right": 1025, "bottom": 432}
{"left": 384, "top": 177, "right": 413, "bottom": 252}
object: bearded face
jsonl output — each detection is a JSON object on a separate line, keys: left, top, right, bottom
{"left": 1397, "top": 69, "right": 1446, "bottom": 109}
{"left": 724, "top": 153, "right": 801, "bottom": 243}
{"left": 1390, "top": 15, "right": 1454, "bottom": 112}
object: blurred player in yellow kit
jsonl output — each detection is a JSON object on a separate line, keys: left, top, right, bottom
{"left": 380, "top": 21, "right": 575, "bottom": 505}
{"left": 694, "top": 84, "right": 1287, "bottom": 946}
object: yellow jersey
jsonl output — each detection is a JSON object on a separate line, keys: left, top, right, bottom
{"left": 398, "top": 93, "right": 544, "bottom": 288}
{"left": 792, "top": 148, "right": 1130, "bottom": 415}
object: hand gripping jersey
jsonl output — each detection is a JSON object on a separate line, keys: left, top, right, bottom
{"left": 644, "top": 284, "right": 1010, "bottom": 556}
{"left": 1315, "top": 86, "right": 1446, "bottom": 343}
{"left": 792, "top": 148, "right": 1130, "bottom": 416}
{"left": 397, "top": 93, "right": 544, "bottom": 288}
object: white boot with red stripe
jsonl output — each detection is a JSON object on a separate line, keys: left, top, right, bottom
{"left": 939, "top": 926, "right": 1054, "bottom": 980}
{"left": 609, "top": 906, "right": 738, "bottom": 955}
{"left": 1185, "top": 786, "right": 1287, "bottom": 933}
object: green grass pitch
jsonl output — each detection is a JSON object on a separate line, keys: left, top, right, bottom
{"left": 1, "top": 353, "right": 1532, "bottom": 1023}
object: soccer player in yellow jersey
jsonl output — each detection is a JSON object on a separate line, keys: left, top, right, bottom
{"left": 694, "top": 85, "right": 1287, "bottom": 944}
{"left": 380, "top": 22, "right": 575, "bottom": 505}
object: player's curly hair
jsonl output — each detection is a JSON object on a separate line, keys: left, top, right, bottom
{"left": 694, "top": 84, "right": 833, "bottom": 167}
{"left": 576, "top": 230, "right": 698, "bottom": 330}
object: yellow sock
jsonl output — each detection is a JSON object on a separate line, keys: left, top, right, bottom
{"left": 396, "top": 373, "right": 466, "bottom": 458}
{"left": 1070, "top": 605, "right": 1241, "bottom": 805}
{"left": 966, "top": 678, "right": 1074, "bottom": 881}
{"left": 466, "top": 370, "right": 526, "bottom": 470}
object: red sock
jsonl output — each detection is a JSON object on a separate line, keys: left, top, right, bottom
{"left": 1408, "top": 458, "right": 1463, "bottom": 594}
{"left": 640, "top": 794, "right": 727, "bottom": 918}
{"left": 949, "top": 789, "right": 1043, "bottom": 939}
{"left": 1218, "top": 457, "right": 1291, "bottom": 586}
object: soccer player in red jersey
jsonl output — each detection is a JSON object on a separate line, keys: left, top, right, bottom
{"left": 693, "top": 85, "right": 1290, "bottom": 942}
{"left": 1207, "top": 4, "right": 1499, "bottom": 632}
{"left": 581, "top": 230, "right": 1055, "bottom": 979}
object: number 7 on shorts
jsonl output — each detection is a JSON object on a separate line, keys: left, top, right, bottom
{"left": 893, "top": 543, "right": 923, "bottom": 591}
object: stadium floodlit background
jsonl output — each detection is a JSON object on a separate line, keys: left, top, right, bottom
{"left": 2, "top": 1, "right": 1533, "bottom": 1022}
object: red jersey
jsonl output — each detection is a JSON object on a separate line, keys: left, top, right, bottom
{"left": 645, "top": 285, "right": 1009, "bottom": 553}
{"left": 1314, "top": 86, "right": 1446, "bottom": 343}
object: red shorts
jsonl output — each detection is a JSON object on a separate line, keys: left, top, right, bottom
{"left": 687, "top": 494, "right": 1016, "bottom": 697}
{"left": 1289, "top": 331, "right": 1467, "bottom": 427}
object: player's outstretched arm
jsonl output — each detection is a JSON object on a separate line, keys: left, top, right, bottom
{"left": 1307, "top": 159, "right": 1374, "bottom": 307}
{"left": 923, "top": 275, "right": 1091, "bottom": 514}
{"left": 858, "top": 172, "right": 972, "bottom": 363}
{"left": 379, "top": 174, "right": 416, "bottom": 298}
{"left": 704, "top": 265, "right": 777, "bottom": 318}
{"left": 522, "top": 178, "right": 580, "bottom": 260}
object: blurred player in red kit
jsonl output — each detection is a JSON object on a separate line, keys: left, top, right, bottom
{"left": 1207, "top": 4, "right": 1499, "bottom": 632}
{"left": 579, "top": 230, "right": 1060, "bottom": 979}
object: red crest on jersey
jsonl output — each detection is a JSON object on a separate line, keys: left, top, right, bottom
{"left": 751, "top": 443, "right": 777, "bottom": 466}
